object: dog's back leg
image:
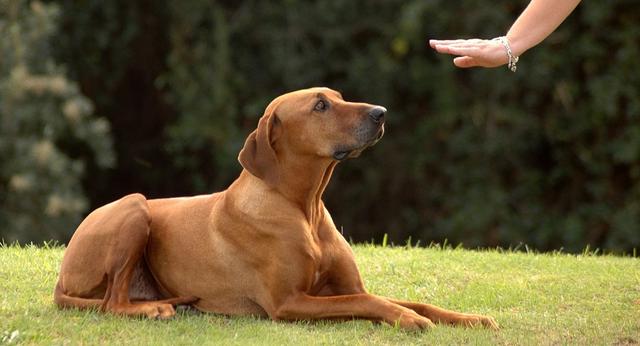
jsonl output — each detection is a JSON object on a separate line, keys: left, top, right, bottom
{"left": 55, "top": 193, "right": 196, "bottom": 318}
{"left": 54, "top": 280, "right": 103, "bottom": 309}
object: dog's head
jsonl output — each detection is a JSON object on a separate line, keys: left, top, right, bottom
{"left": 239, "top": 87, "right": 386, "bottom": 186}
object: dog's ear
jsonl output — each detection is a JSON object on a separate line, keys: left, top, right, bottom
{"left": 238, "top": 109, "right": 282, "bottom": 187}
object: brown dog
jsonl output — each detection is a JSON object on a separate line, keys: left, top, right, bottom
{"left": 54, "top": 87, "right": 497, "bottom": 330}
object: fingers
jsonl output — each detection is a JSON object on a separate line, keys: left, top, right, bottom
{"left": 429, "top": 39, "right": 465, "bottom": 48}
{"left": 429, "top": 39, "right": 496, "bottom": 56}
{"left": 429, "top": 38, "right": 507, "bottom": 69}
{"left": 453, "top": 56, "right": 477, "bottom": 68}
{"left": 435, "top": 45, "right": 481, "bottom": 57}
{"left": 430, "top": 40, "right": 482, "bottom": 68}
{"left": 430, "top": 39, "right": 486, "bottom": 58}
{"left": 429, "top": 39, "right": 484, "bottom": 48}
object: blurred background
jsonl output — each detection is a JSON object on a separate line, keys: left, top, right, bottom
{"left": 1, "top": 0, "right": 639, "bottom": 253}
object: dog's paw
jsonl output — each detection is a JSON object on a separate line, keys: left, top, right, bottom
{"left": 107, "top": 302, "right": 176, "bottom": 319}
{"left": 142, "top": 303, "right": 176, "bottom": 320}
{"left": 394, "top": 311, "right": 436, "bottom": 331}
{"left": 458, "top": 314, "right": 499, "bottom": 330}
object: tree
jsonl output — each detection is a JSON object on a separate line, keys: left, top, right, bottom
{"left": 0, "top": 1, "right": 115, "bottom": 243}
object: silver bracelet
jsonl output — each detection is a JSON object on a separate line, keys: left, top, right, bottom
{"left": 493, "top": 36, "right": 519, "bottom": 72}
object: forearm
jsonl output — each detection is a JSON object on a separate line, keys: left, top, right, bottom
{"left": 507, "top": 0, "right": 581, "bottom": 56}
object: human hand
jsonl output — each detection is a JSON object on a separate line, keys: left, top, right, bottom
{"left": 429, "top": 39, "right": 509, "bottom": 69}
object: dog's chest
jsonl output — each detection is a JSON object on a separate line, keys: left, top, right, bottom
{"left": 306, "top": 239, "right": 333, "bottom": 292}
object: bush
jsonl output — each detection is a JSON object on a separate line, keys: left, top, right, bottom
{"left": 25, "top": 0, "right": 640, "bottom": 251}
{"left": 0, "top": 1, "right": 114, "bottom": 243}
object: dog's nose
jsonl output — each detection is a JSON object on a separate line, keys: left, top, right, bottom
{"left": 368, "top": 106, "right": 386, "bottom": 123}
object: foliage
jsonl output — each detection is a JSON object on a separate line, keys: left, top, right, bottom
{"left": 0, "top": 1, "right": 114, "bottom": 243}
{"left": 1, "top": 244, "right": 638, "bottom": 344}
{"left": 5, "top": 0, "right": 640, "bottom": 251}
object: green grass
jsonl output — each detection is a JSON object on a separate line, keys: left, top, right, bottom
{"left": 1, "top": 244, "right": 638, "bottom": 345}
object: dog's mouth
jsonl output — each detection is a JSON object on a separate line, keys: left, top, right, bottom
{"left": 332, "top": 151, "right": 351, "bottom": 161}
{"left": 333, "top": 125, "right": 385, "bottom": 161}
{"left": 371, "top": 125, "right": 385, "bottom": 143}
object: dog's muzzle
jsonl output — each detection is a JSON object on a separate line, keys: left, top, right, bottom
{"left": 333, "top": 107, "right": 386, "bottom": 161}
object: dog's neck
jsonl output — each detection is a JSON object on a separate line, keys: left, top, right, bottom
{"left": 275, "top": 153, "right": 337, "bottom": 224}
{"left": 233, "top": 152, "right": 337, "bottom": 226}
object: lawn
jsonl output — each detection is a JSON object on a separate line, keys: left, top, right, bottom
{"left": 1, "top": 243, "right": 638, "bottom": 345}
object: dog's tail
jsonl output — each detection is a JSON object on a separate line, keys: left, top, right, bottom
{"left": 53, "top": 280, "right": 103, "bottom": 310}
{"left": 54, "top": 279, "right": 199, "bottom": 311}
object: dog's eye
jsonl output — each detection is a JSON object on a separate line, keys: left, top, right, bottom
{"left": 314, "top": 100, "right": 327, "bottom": 112}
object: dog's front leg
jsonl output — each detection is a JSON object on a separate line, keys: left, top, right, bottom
{"left": 386, "top": 299, "right": 499, "bottom": 329}
{"left": 269, "top": 293, "right": 435, "bottom": 330}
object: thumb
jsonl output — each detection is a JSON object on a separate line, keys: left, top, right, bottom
{"left": 453, "top": 56, "right": 477, "bottom": 68}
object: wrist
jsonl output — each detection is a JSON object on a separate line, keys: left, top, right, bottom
{"left": 505, "top": 33, "right": 527, "bottom": 57}
{"left": 493, "top": 36, "right": 519, "bottom": 72}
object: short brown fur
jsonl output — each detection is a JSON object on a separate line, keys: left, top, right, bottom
{"left": 54, "top": 87, "right": 497, "bottom": 330}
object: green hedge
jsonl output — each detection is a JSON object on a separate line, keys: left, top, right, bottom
{"left": 4, "top": 0, "right": 639, "bottom": 252}
{"left": 0, "top": 1, "right": 114, "bottom": 243}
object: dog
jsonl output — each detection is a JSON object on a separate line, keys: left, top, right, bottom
{"left": 54, "top": 87, "right": 498, "bottom": 330}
